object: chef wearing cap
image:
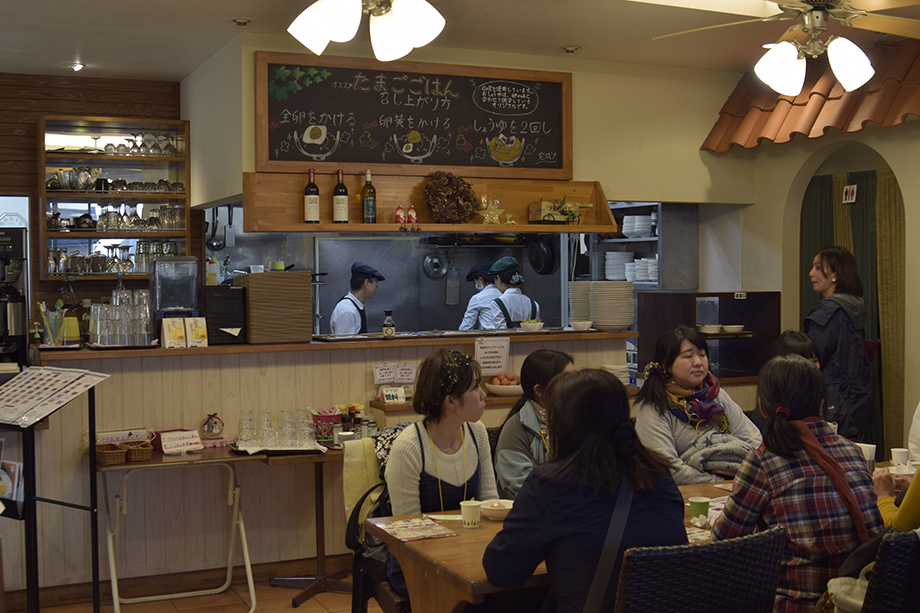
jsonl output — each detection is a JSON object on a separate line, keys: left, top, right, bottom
{"left": 459, "top": 259, "right": 501, "bottom": 331}
{"left": 330, "top": 262, "right": 385, "bottom": 335}
{"left": 482, "top": 256, "right": 540, "bottom": 329}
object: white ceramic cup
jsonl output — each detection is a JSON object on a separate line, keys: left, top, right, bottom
{"left": 460, "top": 500, "right": 481, "bottom": 529}
{"left": 891, "top": 447, "right": 910, "bottom": 466}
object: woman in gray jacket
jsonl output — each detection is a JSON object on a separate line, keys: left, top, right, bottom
{"left": 494, "top": 349, "right": 574, "bottom": 498}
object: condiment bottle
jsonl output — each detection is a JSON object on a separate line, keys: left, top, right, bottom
{"left": 367, "top": 419, "right": 379, "bottom": 437}
{"left": 383, "top": 310, "right": 396, "bottom": 339}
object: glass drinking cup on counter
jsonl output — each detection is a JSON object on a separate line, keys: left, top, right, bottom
{"left": 279, "top": 410, "right": 296, "bottom": 448}
{"left": 238, "top": 410, "right": 255, "bottom": 445}
{"left": 257, "top": 411, "right": 275, "bottom": 448}
{"left": 295, "top": 408, "right": 314, "bottom": 446}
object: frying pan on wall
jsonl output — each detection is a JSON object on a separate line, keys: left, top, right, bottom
{"left": 527, "top": 236, "right": 556, "bottom": 275}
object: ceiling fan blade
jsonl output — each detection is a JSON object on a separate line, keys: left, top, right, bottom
{"left": 848, "top": 0, "right": 920, "bottom": 11}
{"left": 845, "top": 12, "right": 920, "bottom": 39}
{"left": 652, "top": 15, "right": 781, "bottom": 40}
{"left": 769, "top": 0, "right": 813, "bottom": 10}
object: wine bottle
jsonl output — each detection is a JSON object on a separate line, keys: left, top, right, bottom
{"left": 362, "top": 169, "right": 377, "bottom": 224}
{"left": 333, "top": 169, "right": 349, "bottom": 223}
{"left": 303, "top": 168, "right": 320, "bottom": 223}
{"left": 382, "top": 310, "right": 396, "bottom": 339}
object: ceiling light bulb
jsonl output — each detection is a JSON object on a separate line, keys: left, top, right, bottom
{"left": 64, "top": 62, "right": 84, "bottom": 71}
{"left": 827, "top": 37, "right": 875, "bottom": 92}
{"left": 324, "top": 0, "right": 362, "bottom": 43}
{"left": 288, "top": 0, "right": 332, "bottom": 56}
{"left": 754, "top": 41, "right": 805, "bottom": 97}
{"left": 370, "top": 8, "right": 414, "bottom": 62}
{"left": 391, "top": 0, "right": 445, "bottom": 48}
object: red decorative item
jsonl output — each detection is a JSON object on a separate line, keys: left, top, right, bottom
{"left": 395, "top": 205, "right": 406, "bottom": 223}
{"left": 407, "top": 205, "right": 418, "bottom": 224}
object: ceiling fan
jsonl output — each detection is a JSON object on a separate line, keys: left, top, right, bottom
{"left": 649, "top": 0, "right": 920, "bottom": 94}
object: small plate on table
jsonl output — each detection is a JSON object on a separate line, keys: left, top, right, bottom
{"left": 483, "top": 383, "right": 523, "bottom": 396}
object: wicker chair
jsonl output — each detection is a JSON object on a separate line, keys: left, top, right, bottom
{"left": 862, "top": 529, "right": 920, "bottom": 613}
{"left": 613, "top": 526, "right": 786, "bottom": 613}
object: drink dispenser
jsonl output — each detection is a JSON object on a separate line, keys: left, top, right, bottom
{"left": 149, "top": 256, "right": 199, "bottom": 340}
{"left": 0, "top": 228, "right": 27, "bottom": 366}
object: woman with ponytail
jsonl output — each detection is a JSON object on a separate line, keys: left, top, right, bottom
{"left": 712, "top": 355, "right": 883, "bottom": 613}
{"left": 483, "top": 369, "right": 687, "bottom": 613}
{"left": 635, "top": 325, "right": 762, "bottom": 484}
{"left": 494, "top": 349, "right": 574, "bottom": 499}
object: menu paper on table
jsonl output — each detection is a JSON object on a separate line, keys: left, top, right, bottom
{"left": 374, "top": 517, "right": 458, "bottom": 542}
{"left": 474, "top": 337, "right": 510, "bottom": 376}
{"left": 0, "top": 367, "right": 110, "bottom": 428}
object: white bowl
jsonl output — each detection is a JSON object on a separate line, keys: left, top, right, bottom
{"left": 484, "top": 383, "right": 524, "bottom": 397}
{"left": 698, "top": 325, "right": 721, "bottom": 334}
{"left": 480, "top": 499, "right": 514, "bottom": 520}
{"left": 721, "top": 325, "right": 744, "bottom": 333}
{"left": 570, "top": 320, "right": 593, "bottom": 331}
{"left": 520, "top": 322, "right": 544, "bottom": 332}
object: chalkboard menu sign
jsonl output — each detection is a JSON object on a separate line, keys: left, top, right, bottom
{"left": 255, "top": 52, "right": 572, "bottom": 180}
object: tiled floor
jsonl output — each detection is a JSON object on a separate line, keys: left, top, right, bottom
{"left": 26, "top": 578, "right": 384, "bottom": 613}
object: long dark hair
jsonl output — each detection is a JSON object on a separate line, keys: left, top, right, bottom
{"left": 540, "top": 369, "right": 670, "bottom": 494}
{"left": 816, "top": 246, "right": 863, "bottom": 297}
{"left": 758, "top": 355, "right": 827, "bottom": 458}
{"left": 635, "top": 325, "right": 709, "bottom": 415}
{"left": 413, "top": 349, "right": 482, "bottom": 424}
{"left": 773, "top": 330, "right": 819, "bottom": 362}
{"left": 503, "top": 349, "right": 573, "bottom": 426}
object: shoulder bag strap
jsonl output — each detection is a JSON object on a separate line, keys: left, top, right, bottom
{"left": 529, "top": 298, "right": 537, "bottom": 320}
{"left": 583, "top": 478, "right": 633, "bottom": 613}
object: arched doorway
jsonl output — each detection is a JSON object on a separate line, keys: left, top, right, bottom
{"left": 797, "top": 143, "right": 904, "bottom": 453}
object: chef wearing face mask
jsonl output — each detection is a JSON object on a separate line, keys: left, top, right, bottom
{"left": 459, "top": 259, "right": 501, "bottom": 331}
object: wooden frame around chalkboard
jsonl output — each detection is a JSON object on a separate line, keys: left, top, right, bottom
{"left": 255, "top": 51, "right": 572, "bottom": 180}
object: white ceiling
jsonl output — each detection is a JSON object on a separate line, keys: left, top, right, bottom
{"left": 4, "top": 0, "right": 920, "bottom": 82}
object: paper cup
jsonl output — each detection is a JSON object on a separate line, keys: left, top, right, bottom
{"left": 688, "top": 496, "right": 710, "bottom": 519}
{"left": 827, "top": 422, "right": 838, "bottom": 435}
{"left": 891, "top": 448, "right": 910, "bottom": 466}
{"left": 460, "top": 500, "right": 481, "bottom": 528}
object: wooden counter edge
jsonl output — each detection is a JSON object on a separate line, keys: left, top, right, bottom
{"left": 32, "top": 330, "right": 637, "bottom": 363}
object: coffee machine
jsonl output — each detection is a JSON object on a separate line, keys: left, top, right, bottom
{"left": 0, "top": 228, "right": 27, "bottom": 367}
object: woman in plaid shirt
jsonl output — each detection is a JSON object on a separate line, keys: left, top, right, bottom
{"left": 711, "top": 355, "right": 883, "bottom": 613}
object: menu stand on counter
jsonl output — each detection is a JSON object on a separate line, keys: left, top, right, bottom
{"left": 0, "top": 367, "right": 110, "bottom": 613}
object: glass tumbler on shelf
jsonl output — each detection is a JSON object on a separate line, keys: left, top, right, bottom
{"left": 257, "top": 410, "right": 275, "bottom": 449}
{"left": 162, "top": 240, "right": 178, "bottom": 257}
{"left": 279, "top": 410, "right": 296, "bottom": 448}
{"left": 237, "top": 409, "right": 255, "bottom": 445}
{"left": 112, "top": 287, "right": 133, "bottom": 306}
{"left": 295, "top": 408, "right": 312, "bottom": 446}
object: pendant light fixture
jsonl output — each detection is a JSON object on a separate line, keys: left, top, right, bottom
{"left": 754, "top": 9, "right": 874, "bottom": 96}
{"left": 288, "top": 0, "right": 445, "bottom": 62}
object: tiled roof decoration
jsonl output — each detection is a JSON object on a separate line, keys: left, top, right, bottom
{"left": 701, "top": 39, "right": 920, "bottom": 153}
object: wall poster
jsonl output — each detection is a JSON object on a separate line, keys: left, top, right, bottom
{"left": 255, "top": 52, "right": 572, "bottom": 179}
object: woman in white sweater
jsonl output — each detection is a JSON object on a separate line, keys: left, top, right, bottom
{"left": 384, "top": 348, "right": 499, "bottom": 595}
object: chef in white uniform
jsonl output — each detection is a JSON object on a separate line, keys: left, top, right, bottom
{"left": 330, "top": 262, "right": 385, "bottom": 335}
{"left": 481, "top": 256, "right": 540, "bottom": 329}
{"left": 459, "top": 259, "right": 501, "bottom": 330}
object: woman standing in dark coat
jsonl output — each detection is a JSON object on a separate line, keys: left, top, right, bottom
{"left": 804, "top": 246, "right": 873, "bottom": 436}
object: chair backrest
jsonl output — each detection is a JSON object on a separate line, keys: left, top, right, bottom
{"left": 613, "top": 527, "right": 786, "bottom": 613}
{"left": 486, "top": 425, "right": 502, "bottom": 463}
{"left": 862, "top": 530, "right": 920, "bottom": 613}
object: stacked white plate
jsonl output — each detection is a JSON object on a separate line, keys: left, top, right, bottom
{"left": 621, "top": 215, "right": 653, "bottom": 238}
{"left": 624, "top": 261, "right": 636, "bottom": 282}
{"left": 605, "top": 252, "right": 634, "bottom": 281}
{"left": 602, "top": 364, "right": 631, "bottom": 386}
{"left": 589, "top": 281, "right": 635, "bottom": 331}
{"left": 643, "top": 258, "right": 658, "bottom": 281}
{"left": 634, "top": 260, "right": 649, "bottom": 282}
{"left": 569, "top": 281, "right": 592, "bottom": 321}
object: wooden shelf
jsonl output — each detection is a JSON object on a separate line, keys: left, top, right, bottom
{"left": 44, "top": 153, "right": 185, "bottom": 163}
{"left": 46, "top": 192, "right": 186, "bottom": 200}
{"left": 46, "top": 231, "right": 187, "bottom": 239}
{"left": 243, "top": 172, "right": 616, "bottom": 234}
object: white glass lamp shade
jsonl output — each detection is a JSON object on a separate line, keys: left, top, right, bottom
{"left": 324, "top": 0, "right": 362, "bottom": 43}
{"left": 288, "top": 0, "right": 332, "bottom": 56}
{"left": 827, "top": 37, "right": 875, "bottom": 92}
{"left": 754, "top": 41, "right": 806, "bottom": 96}
{"left": 392, "top": 0, "right": 446, "bottom": 48}
{"left": 370, "top": 9, "right": 415, "bottom": 62}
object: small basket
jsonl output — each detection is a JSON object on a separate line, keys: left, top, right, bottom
{"left": 123, "top": 440, "right": 153, "bottom": 462}
{"left": 96, "top": 443, "right": 127, "bottom": 466}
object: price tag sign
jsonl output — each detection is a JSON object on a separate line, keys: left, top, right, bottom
{"left": 475, "top": 337, "right": 510, "bottom": 376}
{"left": 395, "top": 365, "right": 417, "bottom": 383}
{"left": 374, "top": 364, "right": 397, "bottom": 385}
{"left": 382, "top": 386, "right": 407, "bottom": 404}
{"left": 157, "top": 430, "right": 204, "bottom": 455}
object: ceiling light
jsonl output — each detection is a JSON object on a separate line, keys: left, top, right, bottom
{"left": 753, "top": 9, "right": 874, "bottom": 96}
{"left": 560, "top": 46, "right": 582, "bottom": 54}
{"left": 288, "top": 0, "right": 445, "bottom": 62}
{"left": 233, "top": 18, "right": 251, "bottom": 27}
{"left": 64, "top": 63, "right": 84, "bottom": 72}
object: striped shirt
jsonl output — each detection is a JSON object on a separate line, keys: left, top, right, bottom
{"left": 711, "top": 421, "right": 884, "bottom": 613}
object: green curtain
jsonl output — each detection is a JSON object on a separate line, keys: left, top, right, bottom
{"left": 846, "top": 170, "right": 879, "bottom": 338}
{"left": 800, "top": 175, "right": 835, "bottom": 317}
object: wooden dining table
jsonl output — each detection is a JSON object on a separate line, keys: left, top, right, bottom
{"left": 363, "top": 480, "right": 735, "bottom": 613}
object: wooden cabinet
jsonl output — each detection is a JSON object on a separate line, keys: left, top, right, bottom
{"left": 637, "top": 291, "right": 780, "bottom": 380}
{"left": 38, "top": 116, "right": 191, "bottom": 282}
